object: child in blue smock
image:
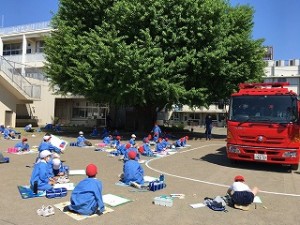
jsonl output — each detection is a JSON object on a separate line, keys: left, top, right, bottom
{"left": 30, "top": 150, "right": 54, "bottom": 191}
{"left": 76, "top": 131, "right": 91, "bottom": 147}
{"left": 15, "top": 137, "right": 30, "bottom": 151}
{"left": 38, "top": 134, "right": 62, "bottom": 154}
{"left": 122, "top": 151, "right": 144, "bottom": 185}
{"left": 103, "top": 135, "right": 113, "bottom": 145}
{"left": 129, "top": 134, "right": 137, "bottom": 147}
{"left": 68, "top": 164, "right": 105, "bottom": 215}
{"left": 155, "top": 138, "right": 166, "bottom": 152}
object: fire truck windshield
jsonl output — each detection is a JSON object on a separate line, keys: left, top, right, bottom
{"left": 229, "top": 95, "right": 298, "bottom": 123}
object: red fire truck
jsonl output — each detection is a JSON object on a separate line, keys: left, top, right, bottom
{"left": 226, "top": 82, "right": 300, "bottom": 170}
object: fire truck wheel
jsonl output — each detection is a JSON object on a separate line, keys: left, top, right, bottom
{"left": 291, "top": 164, "right": 299, "bottom": 171}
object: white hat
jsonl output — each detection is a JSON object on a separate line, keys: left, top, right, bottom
{"left": 43, "top": 135, "right": 51, "bottom": 141}
{"left": 79, "top": 131, "right": 84, "bottom": 135}
{"left": 52, "top": 158, "right": 61, "bottom": 170}
{"left": 131, "top": 134, "right": 136, "bottom": 138}
{"left": 39, "top": 150, "right": 52, "bottom": 159}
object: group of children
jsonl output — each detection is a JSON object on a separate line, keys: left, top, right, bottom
{"left": 0, "top": 125, "right": 20, "bottom": 139}
{"left": 22, "top": 123, "right": 259, "bottom": 216}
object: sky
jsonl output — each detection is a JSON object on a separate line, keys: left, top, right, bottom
{"left": 0, "top": 0, "right": 299, "bottom": 60}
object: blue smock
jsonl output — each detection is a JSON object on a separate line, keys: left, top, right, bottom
{"left": 15, "top": 142, "right": 30, "bottom": 151}
{"left": 103, "top": 136, "right": 111, "bottom": 145}
{"left": 129, "top": 138, "right": 136, "bottom": 146}
{"left": 30, "top": 160, "right": 52, "bottom": 191}
{"left": 76, "top": 136, "right": 87, "bottom": 147}
{"left": 122, "top": 159, "right": 144, "bottom": 185}
{"left": 155, "top": 142, "right": 165, "bottom": 152}
{"left": 69, "top": 178, "right": 105, "bottom": 215}
{"left": 38, "top": 141, "right": 61, "bottom": 153}
{"left": 142, "top": 144, "right": 154, "bottom": 156}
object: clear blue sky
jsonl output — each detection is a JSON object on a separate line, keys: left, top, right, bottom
{"left": 0, "top": 0, "right": 299, "bottom": 60}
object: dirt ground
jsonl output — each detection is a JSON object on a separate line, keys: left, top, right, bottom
{"left": 0, "top": 128, "right": 300, "bottom": 225}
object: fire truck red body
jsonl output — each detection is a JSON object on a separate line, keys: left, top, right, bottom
{"left": 226, "top": 82, "right": 300, "bottom": 170}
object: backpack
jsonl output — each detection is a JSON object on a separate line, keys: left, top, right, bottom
{"left": 204, "top": 196, "right": 228, "bottom": 212}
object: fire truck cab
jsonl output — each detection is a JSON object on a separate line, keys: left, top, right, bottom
{"left": 226, "top": 82, "right": 300, "bottom": 170}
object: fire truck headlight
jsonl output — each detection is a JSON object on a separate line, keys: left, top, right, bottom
{"left": 282, "top": 151, "right": 297, "bottom": 158}
{"left": 228, "top": 145, "right": 240, "bottom": 153}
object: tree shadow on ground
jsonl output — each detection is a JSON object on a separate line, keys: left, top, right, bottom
{"left": 192, "top": 146, "right": 292, "bottom": 173}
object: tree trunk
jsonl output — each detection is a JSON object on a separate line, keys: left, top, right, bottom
{"left": 134, "top": 105, "right": 157, "bottom": 132}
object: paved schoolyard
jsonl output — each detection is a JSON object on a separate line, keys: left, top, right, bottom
{"left": 0, "top": 129, "right": 299, "bottom": 225}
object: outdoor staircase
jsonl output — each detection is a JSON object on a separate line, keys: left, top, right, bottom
{"left": 0, "top": 55, "right": 41, "bottom": 101}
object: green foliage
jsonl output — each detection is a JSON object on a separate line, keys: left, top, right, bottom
{"left": 44, "top": 0, "right": 266, "bottom": 111}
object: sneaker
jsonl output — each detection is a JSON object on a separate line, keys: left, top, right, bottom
{"left": 57, "top": 176, "right": 70, "bottom": 184}
{"left": 37, "top": 205, "right": 55, "bottom": 217}
{"left": 234, "top": 204, "right": 250, "bottom": 211}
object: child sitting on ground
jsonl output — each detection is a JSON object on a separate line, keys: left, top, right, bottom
{"left": 38, "top": 134, "right": 62, "bottom": 154}
{"left": 227, "top": 175, "right": 259, "bottom": 211}
{"left": 68, "top": 164, "right": 105, "bottom": 215}
{"left": 121, "top": 151, "right": 144, "bottom": 185}
{"left": 15, "top": 137, "right": 30, "bottom": 151}
{"left": 77, "top": 131, "right": 92, "bottom": 147}
{"left": 30, "top": 150, "right": 55, "bottom": 191}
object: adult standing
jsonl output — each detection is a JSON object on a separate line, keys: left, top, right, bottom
{"left": 205, "top": 115, "right": 213, "bottom": 140}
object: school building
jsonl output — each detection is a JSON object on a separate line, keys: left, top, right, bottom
{"left": 1, "top": 21, "right": 300, "bottom": 129}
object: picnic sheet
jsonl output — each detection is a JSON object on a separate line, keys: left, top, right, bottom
{"left": 17, "top": 185, "right": 45, "bottom": 199}
{"left": 7, "top": 149, "right": 38, "bottom": 155}
{"left": 54, "top": 201, "right": 114, "bottom": 221}
{"left": 102, "top": 194, "right": 132, "bottom": 207}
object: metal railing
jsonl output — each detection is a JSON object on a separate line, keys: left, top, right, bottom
{"left": 0, "top": 55, "right": 41, "bottom": 99}
{"left": 0, "top": 21, "right": 51, "bottom": 35}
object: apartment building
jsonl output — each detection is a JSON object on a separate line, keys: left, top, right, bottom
{"left": 1, "top": 21, "right": 299, "bottom": 129}
{"left": 0, "top": 21, "right": 108, "bottom": 128}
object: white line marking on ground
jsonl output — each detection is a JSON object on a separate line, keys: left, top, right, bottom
{"left": 145, "top": 144, "right": 300, "bottom": 197}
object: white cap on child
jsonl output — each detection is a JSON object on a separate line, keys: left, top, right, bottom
{"left": 79, "top": 131, "right": 84, "bottom": 135}
{"left": 40, "top": 150, "right": 52, "bottom": 159}
{"left": 52, "top": 158, "right": 61, "bottom": 170}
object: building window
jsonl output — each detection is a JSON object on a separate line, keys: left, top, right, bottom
{"left": 36, "top": 40, "right": 45, "bottom": 53}
{"left": 72, "top": 101, "right": 108, "bottom": 119}
{"left": 26, "top": 43, "right": 32, "bottom": 54}
{"left": 3, "top": 43, "right": 22, "bottom": 55}
{"left": 277, "top": 78, "right": 287, "bottom": 82}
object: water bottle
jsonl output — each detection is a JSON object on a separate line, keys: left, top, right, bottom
{"left": 64, "top": 166, "right": 69, "bottom": 178}
{"left": 159, "top": 174, "right": 165, "bottom": 182}
{"left": 33, "top": 181, "right": 38, "bottom": 194}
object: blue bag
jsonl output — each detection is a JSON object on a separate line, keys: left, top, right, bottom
{"left": 46, "top": 187, "right": 68, "bottom": 199}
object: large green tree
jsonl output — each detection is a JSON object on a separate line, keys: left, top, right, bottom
{"left": 44, "top": 0, "right": 266, "bottom": 129}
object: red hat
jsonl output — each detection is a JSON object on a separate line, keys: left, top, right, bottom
{"left": 86, "top": 164, "right": 98, "bottom": 177}
{"left": 234, "top": 175, "right": 245, "bottom": 182}
{"left": 126, "top": 143, "right": 131, "bottom": 149}
{"left": 185, "top": 136, "right": 189, "bottom": 140}
{"left": 128, "top": 151, "right": 137, "bottom": 159}
{"left": 138, "top": 146, "right": 144, "bottom": 154}
{"left": 22, "top": 137, "right": 28, "bottom": 142}
{"left": 116, "top": 136, "right": 121, "bottom": 140}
